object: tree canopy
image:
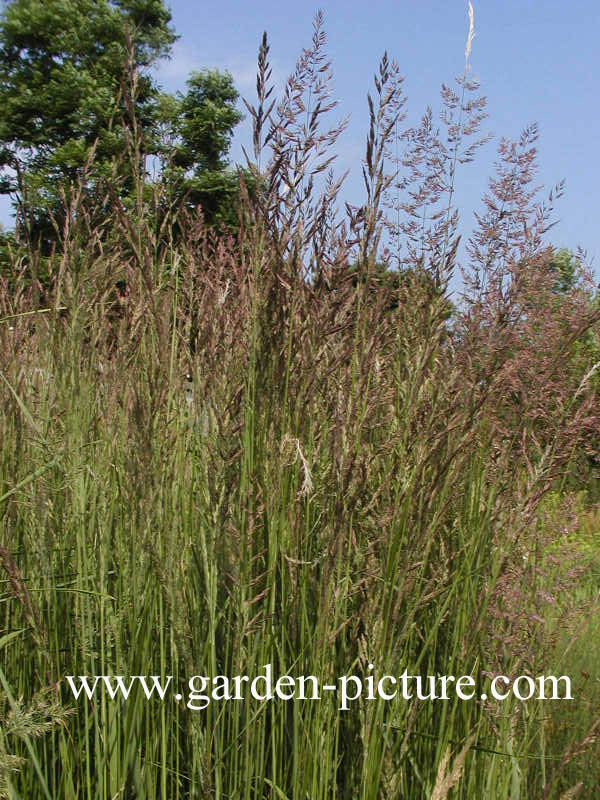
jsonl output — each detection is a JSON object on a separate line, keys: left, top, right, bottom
{"left": 158, "top": 69, "right": 244, "bottom": 230}
{"left": 0, "top": 0, "right": 244, "bottom": 248}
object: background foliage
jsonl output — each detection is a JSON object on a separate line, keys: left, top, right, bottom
{"left": 0, "top": 8, "right": 599, "bottom": 800}
{"left": 0, "top": 0, "right": 244, "bottom": 252}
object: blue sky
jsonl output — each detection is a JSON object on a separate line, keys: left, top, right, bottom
{"left": 154, "top": 0, "right": 599, "bottom": 272}
{"left": 2, "top": 0, "right": 599, "bottom": 271}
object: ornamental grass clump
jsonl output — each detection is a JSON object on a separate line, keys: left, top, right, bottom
{"left": 0, "top": 9, "right": 599, "bottom": 799}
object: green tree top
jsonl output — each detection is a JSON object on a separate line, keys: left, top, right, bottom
{"left": 0, "top": 0, "right": 176, "bottom": 180}
{"left": 548, "top": 247, "right": 582, "bottom": 294}
{"left": 171, "top": 69, "right": 242, "bottom": 174}
{"left": 0, "top": 0, "right": 246, "bottom": 247}
{"left": 157, "top": 69, "right": 244, "bottom": 229}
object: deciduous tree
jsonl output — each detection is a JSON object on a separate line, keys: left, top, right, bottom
{"left": 0, "top": 0, "right": 245, "bottom": 250}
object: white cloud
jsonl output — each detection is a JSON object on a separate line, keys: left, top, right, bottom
{"left": 153, "top": 41, "right": 286, "bottom": 98}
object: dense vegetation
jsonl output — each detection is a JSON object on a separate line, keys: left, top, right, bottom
{"left": 0, "top": 8, "right": 599, "bottom": 800}
{"left": 0, "top": 0, "right": 244, "bottom": 250}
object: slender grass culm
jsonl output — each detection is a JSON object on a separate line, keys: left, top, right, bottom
{"left": 1, "top": 6, "right": 599, "bottom": 800}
